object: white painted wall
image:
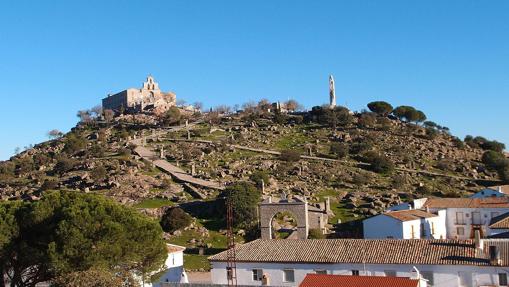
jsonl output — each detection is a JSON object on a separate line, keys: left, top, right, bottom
{"left": 364, "top": 212, "right": 446, "bottom": 240}
{"left": 152, "top": 250, "right": 185, "bottom": 286}
{"left": 363, "top": 215, "right": 403, "bottom": 239}
{"left": 425, "top": 207, "right": 509, "bottom": 239}
{"left": 211, "top": 261, "right": 509, "bottom": 287}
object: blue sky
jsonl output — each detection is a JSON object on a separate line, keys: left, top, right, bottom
{"left": 0, "top": 1, "right": 508, "bottom": 160}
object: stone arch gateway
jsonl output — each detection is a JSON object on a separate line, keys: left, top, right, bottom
{"left": 259, "top": 197, "right": 309, "bottom": 239}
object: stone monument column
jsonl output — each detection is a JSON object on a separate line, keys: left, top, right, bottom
{"left": 329, "top": 75, "right": 336, "bottom": 108}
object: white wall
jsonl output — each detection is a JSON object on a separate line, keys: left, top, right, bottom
{"left": 153, "top": 250, "right": 185, "bottom": 286}
{"left": 428, "top": 207, "right": 509, "bottom": 239}
{"left": 211, "top": 261, "right": 509, "bottom": 287}
{"left": 363, "top": 215, "right": 403, "bottom": 239}
{"left": 364, "top": 213, "right": 446, "bottom": 240}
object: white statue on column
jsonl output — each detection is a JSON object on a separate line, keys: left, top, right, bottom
{"left": 329, "top": 75, "right": 336, "bottom": 108}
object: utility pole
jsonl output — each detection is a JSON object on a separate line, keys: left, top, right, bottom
{"left": 226, "top": 191, "right": 237, "bottom": 287}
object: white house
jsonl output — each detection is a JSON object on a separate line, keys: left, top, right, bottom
{"left": 209, "top": 238, "right": 509, "bottom": 287}
{"left": 471, "top": 185, "right": 509, "bottom": 199}
{"left": 365, "top": 197, "right": 509, "bottom": 240}
{"left": 363, "top": 209, "right": 446, "bottom": 239}
{"left": 147, "top": 244, "right": 187, "bottom": 287}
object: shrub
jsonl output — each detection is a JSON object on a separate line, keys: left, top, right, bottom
{"left": 250, "top": 170, "right": 270, "bottom": 188}
{"left": 451, "top": 137, "right": 465, "bottom": 149}
{"left": 0, "top": 161, "right": 15, "bottom": 178}
{"left": 91, "top": 166, "right": 108, "bottom": 182}
{"left": 353, "top": 172, "right": 371, "bottom": 185}
{"left": 63, "top": 133, "right": 87, "bottom": 154}
{"left": 391, "top": 174, "right": 407, "bottom": 189}
{"left": 367, "top": 101, "right": 393, "bottom": 116}
{"left": 54, "top": 157, "right": 77, "bottom": 174}
{"left": 160, "top": 207, "right": 192, "bottom": 233}
{"left": 308, "top": 228, "right": 325, "bottom": 239}
{"left": 481, "top": 140, "right": 506, "bottom": 153}
{"left": 330, "top": 142, "right": 349, "bottom": 159}
{"left": 41, "top": 179, "right": 58, "bottom": 191}
{"left": 161, "top": 106, "right": 182, "bottom": 126}
{"left": 358, "top": 112, "right": 377, "bottom": 128}
{"left": 363, "top": 151, "right": 394, "bottom": 174}
{"left": 279, "top": 150, "right": 301, "bottom": 162}
{"left": 425, "top": 127, "right": 439, "bottom": 140}
{"left": 482, "top": 150, "right": 505, "bottom": 171}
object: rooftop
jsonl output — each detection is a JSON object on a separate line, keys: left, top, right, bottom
{"left": 487, "top": 185, "right": 509, "bottom": 195}
{"left": 423, "top": 197, "right": 509, "bottom": 209}
{"left": 384, "top": 209, "right": 437, "bottom": 222}
{"left": 299, "top": 274, "right": 419, "bottom": 287}
{"left": 166, "top": 243, "right": 186, "bottom": 253}
{"left": 489, "top": 212, "right": 509, "bottom": 229}
{"left": 209, "top": 239, "right": 509, "bottom": 266}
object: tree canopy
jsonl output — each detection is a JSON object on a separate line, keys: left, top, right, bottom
{"left": 0, "top": 191, "right": 167, "bottom": 286}
{"left": 218, "top": 182, "right": 261, "bottom": 229}
{"left": 392, "top": 106, "right": 426, "bottom": 123}
{"left": 367, "top": 101, "right": 393, "bottom": 116}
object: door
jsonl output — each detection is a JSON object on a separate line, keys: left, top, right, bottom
{"left": 458, "top": 271, "right": 472, "bottom": 287}
{"left": 472, "top": 212, "right": 481, "bottom": 225}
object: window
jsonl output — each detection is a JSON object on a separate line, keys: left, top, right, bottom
{"left": 421, "top": 271, "right": 434, "bottom": 285}
{"left": 315, "top": 270, "right": 327, "bottom": 275}
{"left": 283, "top": 269, "right": 295, "bottom": 282}
{"left": 456, "top": 212, "right": 465, "bottom": 225}
{"left": 384, "top": 270, "right": 396, "bottom": 277}
{"left": 420, "top": 223, "right": 426, "bottom": 237}
{"left": 500, "top": 273, "right": 508, "bottom": 286}
{"left": 458, "top": 271, "right": 471, "bottom": 287}
{"left": 352, "top": 270, "right": 360, "bottom": 276}
{"left": 457, "top": 227, "right": 465, "bottom": 236}
{"left": 252, "top": 269, "right": 262, "bottom": 281}
{"left": 411, "top": 225, "right": 415, "bottom": 239}
{"left": 431, "top": 222, "right": 435, "bottom": 235}
{"left": 227, "top": 267, "right": 234, "bottom": 280}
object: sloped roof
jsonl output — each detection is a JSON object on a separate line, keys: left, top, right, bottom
{"left": 424, "top": 197, "right": 509, "bottom": 209}
{"left": 384, "top": 209, "right": 437, "bottom": 222}
{"left": 488, "top": 185, "right": 509, "bottom": 195}
{"left": 299, "top": 274, "right": 419, "bottom": 287}
{"left": 166, "top": 243, "right": 186, "bottom": 253}
{"left": 489, "top": 212, "right": 509, "bottom": 229}
{"left": 208, "top": 239, "right": 508, "bottom": 266}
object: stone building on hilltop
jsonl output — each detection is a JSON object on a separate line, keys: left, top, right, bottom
{"left": 102, "top": 75, "right": 176, "bottom": 114}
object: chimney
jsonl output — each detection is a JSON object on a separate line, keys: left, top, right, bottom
{"left": 325, "top": 197, "right": 331, "bottom": 213}
{"left": 489, "top": 245, "right": 502, "bottom": 266}
{"left": 474, "top": 229, "right": 482, "bottom": 249}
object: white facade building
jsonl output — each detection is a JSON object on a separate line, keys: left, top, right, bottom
{"left": 365, "top": 197, "right": 509, "bottom": 240}
{"left": 148, "top": 244, "right": 187, "bottom": 287}
{"left": 209, "top": 239, "right": 509, "bottom": 287}
{"left": 363, "top": 209, "right": 446, "bottom": 239}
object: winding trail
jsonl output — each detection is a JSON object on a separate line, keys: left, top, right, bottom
{"left": 130, "top": 124, "right": 224, "bottom": 192}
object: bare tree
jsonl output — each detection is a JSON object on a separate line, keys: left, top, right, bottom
{"left": 284, "top": 99, "right": 304, "bottom": 112}
{"left": 103, "top": 109, "right": 114, "bottom": 122}
{"left": 242, "top": 101, "right": 257, "bottom": 113}
{"left": 193, "top": 101, "right": 203, "bottom": 111}
{"left": 76, "top": 110, "right": 92, "bottom": 123}
{"left": 257, "top": 99, "right": 272, "bottom": 112}
{"left": 47, "top": 129, "right": 64, "bottom": 139}
{"left": 214, "top": 105, "right": 231, "bottom": 114}
{"left": 90, "top": 105, "right": 103, "bottom": 118}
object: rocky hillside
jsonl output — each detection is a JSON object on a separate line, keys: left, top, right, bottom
{"left": 0, "top": 104, "right": 504, "bottom": 221}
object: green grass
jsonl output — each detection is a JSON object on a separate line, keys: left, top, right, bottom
{"left": 134, "top": 198, "right": 174, "bottom": 209}
{"left": 183, "top": 254, "right": 210, "bottom": 271}
{"left": 274, "top": 131, "right": 311, "bottom": 151}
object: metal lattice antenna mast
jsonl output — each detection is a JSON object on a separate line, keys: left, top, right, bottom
{"left": 226, "top": 191, "right": 237, "bottom": 287}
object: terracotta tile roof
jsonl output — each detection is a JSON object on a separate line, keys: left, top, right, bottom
{"left": 384, "top": 209, "right": 437, "bottom": 222}
{"left": 299, "top": 274, "right": 419, "bottom": 287}
{"left": 209, "top": 239, "right": 509, "bottom": 266}
{"left": 489, "top": 212, "right": 509, "bottom": 229}
{"left": 488, "top": 185, "right": 509, "bottom": 195}
{"left": 166, "top": 243, "right": 186, "bottom": 253}
{"left": 423, "top": 197, "right": 509, "bottom": 209}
